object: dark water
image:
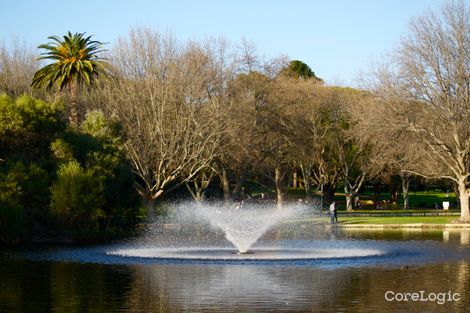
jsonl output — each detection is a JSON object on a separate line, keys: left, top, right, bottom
{"left": 1, "top": 229, "right": 470, "bottom": 312}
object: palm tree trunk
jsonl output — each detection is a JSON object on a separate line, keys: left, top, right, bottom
{"left": 68, "top": 82, "right": 79, "bottom": 126}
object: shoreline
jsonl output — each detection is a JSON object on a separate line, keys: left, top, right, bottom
{"left": 336, "top": 223, "right": 470, "bottom": 229}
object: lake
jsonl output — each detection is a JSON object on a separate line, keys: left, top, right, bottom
{"left": 1, "top": 228, "right": 469, "bottom": 312}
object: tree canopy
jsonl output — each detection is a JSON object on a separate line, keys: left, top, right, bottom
{"left": 31, "top": 32, "right": 106, "bottom": 125}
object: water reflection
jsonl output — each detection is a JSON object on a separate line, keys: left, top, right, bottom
{"left": 123, "top": 261, "right": 470, "bottom": 312}
{"left": 443, "top": 230, "right": 450, "bottom": 242}
{"left": 2, "top": 259, "right": 469, "bottom": 312}
{"left": 126, "top": 265, "right": 352, "bottom": 312}
{"left": 1, "top": 229, "right": 470, "bottom": 312}
{"left": 460, "top": 229, "right": 470, "bottom": 245}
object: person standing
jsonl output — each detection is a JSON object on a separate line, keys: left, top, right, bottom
{"left": 329, "top": 201, "right": 336, "bottom": 224}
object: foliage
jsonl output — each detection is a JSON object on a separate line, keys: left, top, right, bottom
{"left": 280, "top": 60, "right": 323, "bottom": 82}
{"left": 50, "top": 160, "right": 105, "bottom": 231}
{"left": 50, "top": 111, "right": 140, "bottom": 236}
{"left": 31, "top": 32, "right": 106, "bottom": 91}
{"left": 0, "top": 94, "right": 139, "bottom": 244}
{"left": 0, "top": 93, "right": 65, "bottom": 164}
{"left": 31, "top": 31, "right": 107, "bottom": 125}
{"left": 0, "top": 165, "right": 24, "bottom": 244}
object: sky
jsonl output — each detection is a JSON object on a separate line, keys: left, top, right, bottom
{"left": 0, "top": 0, "right": 446, "bottom": 86}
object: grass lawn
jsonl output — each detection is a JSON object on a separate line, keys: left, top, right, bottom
{"left": 286, "top": 188, "right": 458, "bottom": 210}
{"left": 337, "top": 216, "right": 459, "bottom": 224}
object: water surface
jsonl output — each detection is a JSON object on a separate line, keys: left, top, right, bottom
{"left": 1, "top": 228, "right": 469, "bottom": 312}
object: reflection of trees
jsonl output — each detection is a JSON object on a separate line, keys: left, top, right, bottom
{"left": 123, "top": 265, "right": 172, "bottom": 313}
{"left": 126, "top": 265, "right": 360, "bottom": 312}
{"left": 0, "top": 260, "right": 136, "bottom": 312}
{"left": 455, "top": 261, "right": 469, "bottom": 313}
{"left": 1, "top": 253, "right": 470, "bottom": 312}
{"left": 122, "top": 263, "right": 470, "bottom": 312}
{"left": 47, "top": 263, "right": 134, "bottom": 312}
{"left": 0, "top": 260, "right": 52, "bottom": 312}
{"left": 460, "top": 229, "right": 470, "bottom": 245}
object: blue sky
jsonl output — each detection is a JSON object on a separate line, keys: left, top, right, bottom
{"left": 1, "top": 0, "right": 445, "bottom": 86}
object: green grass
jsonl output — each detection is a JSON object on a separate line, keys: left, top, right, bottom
{"left": 290, "top": 215, "right": 460, "bottom": 225}
{"left": 338, "top": 216, "right": 458, "bottom": 224}
{"left": 346, "top": 190, "right": 457, "bottom": 209}
{"left": 285, "top": 187, "right": 458, "bottom": 210}
{"left": 337, "top": 209, "right": 459, "bottom": 214}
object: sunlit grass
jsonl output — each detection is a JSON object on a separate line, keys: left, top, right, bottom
{"left": 338, "top": 216, "right": 458, "bottom": 224}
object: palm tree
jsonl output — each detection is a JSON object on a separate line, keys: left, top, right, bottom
{"left": 31, "top": 31, "right": 106, "bottom": 126}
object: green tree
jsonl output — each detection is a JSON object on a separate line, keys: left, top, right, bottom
{"left": 50, "top": 111, "right": 139, "bottom": 235}
{"left": 0, "top": 94, "right": 64, "bottom": 164}
{"left": 31, "top": 32, "right": 106, "bottom": 126}
{"left": 50, "top": 160, "right": 105, "bottom": 234}
{"left": 281, "top": 60, "right": 323, "bottom": 82}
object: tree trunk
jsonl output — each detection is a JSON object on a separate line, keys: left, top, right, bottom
{"left": 145, "top": 197, "right": 156, "bottom": 220}
{"left": 458, "top": 179, "right": 470, "bottom": 223}
{"left": 275, "top": 167, "right": 283, "bottom": 208}
{"left": 345, "top": 194, "right": 353, "bottom": 212}
{"left": 292, "top": 171, "right": 298, "bottom": 189}
{"left": 453, "top": 183, "right": 460, "bottom": 209}
{"left": 300, "top": 164, "right": 312, "bottom": 202}
{"left": 196, "top": 190, "right": 205, "bottom": 202}
{"left": 304, "top": 174, "right": 311, "bottom": 202}
{"left": 68, "top": 82, "right": 80, "bottom": 127}
{"left": 401, "top": 174, "right": 410, "bottom": 210}
{"left": 185, "top": 182, "right": 205, "bottom": 202}
{"left": 219, "top": 169, "right": 230, "bottom": 203}
{"left": 186, "top": 170, "right": 214, "bottom": 202}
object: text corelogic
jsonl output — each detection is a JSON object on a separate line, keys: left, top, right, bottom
{"left": 384, "top": 290, "right": 460, "bottom": 305}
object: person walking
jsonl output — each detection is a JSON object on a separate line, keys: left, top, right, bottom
{"left": 329, "top": 201, "right": 336, "bottom": 224}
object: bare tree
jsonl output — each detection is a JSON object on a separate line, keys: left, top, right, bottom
{"left": 362, "top": 1, "right": 470, "bottom": 221}
{"left": 94, "top": 28, "right": 226, "bottom": 217}
{"left": 330, "top": 88, "right": 374, "bottom": 211}
{"left": 185, "top": 166, "right": 216, "bottom": 202}
{"left": 350, "top": 95, "right": 418, "bottom": 209}
{"left": 286, "top": 81, "right": 326, "bottom": 202}
{"left": 0, "top": 39, "right": 38, "bottom": 96}
{"left": 261, "top": 78, "right": 296, "bottom": 208}
{"left": 296, "top": 86, "right": 372, "bottom": 211}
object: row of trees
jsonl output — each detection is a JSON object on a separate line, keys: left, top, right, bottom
{"left": 0, "top": 0, "right": 469, "bottom": 227}
{"left": 86, "top": 28, "right": 376, "bottom": 214}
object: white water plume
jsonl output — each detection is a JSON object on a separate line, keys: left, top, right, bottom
{"left": 191, "top": 203, "right": 303, "bottom": 253}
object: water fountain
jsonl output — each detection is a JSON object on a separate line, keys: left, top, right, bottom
{"left": 192, "top": 203, "right": 298, "bottom": 253}
{"left": 106, "top": 201, "right": 384, "bottom": 261}
{"left": 13, "top": 200, "right": 470, "bottom": 269}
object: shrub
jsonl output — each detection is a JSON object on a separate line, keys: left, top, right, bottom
{"left": 50, "top": 160, "right": 105, "bottom": 233}
{"left": 0, "top": 93, "right": 64, "bottom": 165}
